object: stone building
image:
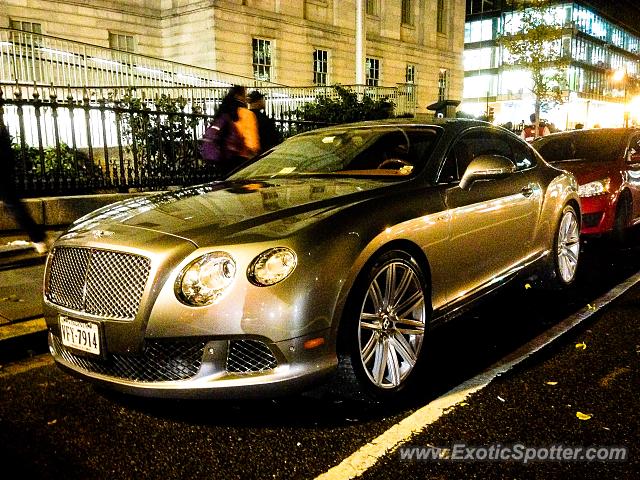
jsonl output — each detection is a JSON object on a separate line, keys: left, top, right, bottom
{"left": 1, "top": 0, "right": 466, "bottom": 115}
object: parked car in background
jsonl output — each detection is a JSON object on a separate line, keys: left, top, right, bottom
{"left": 43, "top": 119, "right": 580, "bottom": 402}
{"left": 532, "top": 128, "right": 640, "bottom": 241}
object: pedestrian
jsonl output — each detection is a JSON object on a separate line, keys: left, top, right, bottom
{"left": 247, "top": 90, "right": 282, "bottom": 154}
{"left": 200, "top": 85, "right": 259, "bottom": 176}
{"left": 520, "top": 113, "right": 550, "bottom": 142}
{"left": 0, "top": 121, "right": 49, "bottom": 254}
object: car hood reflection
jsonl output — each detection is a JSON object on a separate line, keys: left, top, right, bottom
{"left": 552, "top": 159, "right": 617, "bottom": 183}
{"left": 67, "top": 178, "right": 399, "bottom": 244}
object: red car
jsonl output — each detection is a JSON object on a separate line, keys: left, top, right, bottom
{"left": 533, "top": 128, "right": 640, "bottom": 239}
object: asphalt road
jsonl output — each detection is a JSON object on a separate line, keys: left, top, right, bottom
{"left": 0, "top": 237, "right": 638, "bottom": 479}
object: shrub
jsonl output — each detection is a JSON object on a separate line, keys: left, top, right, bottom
{"left": 289, "top": 85, "right": 394, "bottom": 124}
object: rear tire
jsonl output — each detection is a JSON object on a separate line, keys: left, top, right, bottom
{"left": 337, "top": 250, "right": 430, "bottom": 402}
{"left": 612, "top": 193, "right": 632, "bottom": 246}
{"left": 547, "top": 204, "right": 580, "bottom": 289}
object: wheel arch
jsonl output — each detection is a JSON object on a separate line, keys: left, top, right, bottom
{"left": 334, "top": 239, "right": 433, "bottom": 353}
{"left": 566, "top": 198, "right": 581, "bottom": 227}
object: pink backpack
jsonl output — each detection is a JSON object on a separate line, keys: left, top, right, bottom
{"left": 199, "top": 114, "right": 243, "bottom": 162}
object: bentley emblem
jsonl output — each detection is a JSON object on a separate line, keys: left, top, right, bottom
{"left": 90, "top": 229, "right": 115, "bottom": 238}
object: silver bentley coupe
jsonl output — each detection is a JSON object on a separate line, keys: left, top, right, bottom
{"left": 43, "top": 119, "right": 581, "bottom": 400}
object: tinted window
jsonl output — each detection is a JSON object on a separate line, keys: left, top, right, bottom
{"left": 509, "top": 138, "right": 537, "bottom": 171}
{"left": 533, "top": 130, "right": 628, "bottom": 163}
{"left": 627, "top": 134, "right": 640, "bottom": 163}
{"left": 439, "top": 129, "right": 516, "bottom": 183}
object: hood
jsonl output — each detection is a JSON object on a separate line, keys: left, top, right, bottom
{"left": 550, "top": 159, "right": 617, "bottom": 184}
{"left": 67, "top": 178, "right": 400, "bottom": 245}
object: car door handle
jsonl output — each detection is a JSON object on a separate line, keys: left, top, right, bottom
{"left": 521, "top": 186, "right": 534, "bottom": 197}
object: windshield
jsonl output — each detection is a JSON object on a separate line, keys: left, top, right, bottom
{"left": 229, "top": 126, "right": 440, "bottom": 180}
{"left": 533, "top": 130, "right": 628, "bottom": 163}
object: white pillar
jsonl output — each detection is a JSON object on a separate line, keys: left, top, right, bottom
{"left": 355, "top": 0, "right": 365, "bottom": 85}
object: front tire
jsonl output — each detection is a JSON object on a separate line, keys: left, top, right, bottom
{"left": 338, "top": 250, "right": 430, "bottom": 401}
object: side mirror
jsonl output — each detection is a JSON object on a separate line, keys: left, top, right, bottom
{"left": 628, "top": 152, "right": 640, "bottom": 163}
{"left": 459, "top": 155, "right": 516, "bottom": 190}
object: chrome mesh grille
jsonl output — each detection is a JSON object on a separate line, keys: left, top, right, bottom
{"left": 47, "top": 247, "right": 151, "bottom": 320}
{"left": 226, "top": 339, "right": 278, "bottom": 373}
{"left": 51, "top": 334, "right": 206, "bottom": 382}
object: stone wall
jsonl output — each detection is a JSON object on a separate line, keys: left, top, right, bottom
{"left": 1, "top": 0, "right": 465, "bottom": 114}
{"left": 0, "top": 193, "right": 152, "bottom": 231}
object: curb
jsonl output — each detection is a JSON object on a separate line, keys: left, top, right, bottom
{"left": 0, "top": 317, "right": 49, "bottom": 362}
{"left": 0, "top": 253, "right": 47, "bottom": 271}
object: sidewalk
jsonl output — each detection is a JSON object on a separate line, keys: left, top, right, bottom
{"left": 0, "top": 232, "right": 53, "bottom": 361}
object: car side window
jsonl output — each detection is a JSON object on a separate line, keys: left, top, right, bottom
{"left": 509, "top": 138, "right": 538, "bottom": 171}
{"left": 627, "top": 135, "right": 640, "bottom": 164}
{"left": 439, "top": 130, "right": 515, "bottom": 184}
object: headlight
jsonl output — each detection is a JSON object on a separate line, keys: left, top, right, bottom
{"left": 176, "top": 252, "right": 236, "bottom": 306}
{"left": 578, "top": 178, "right": 610, "bottom": 197}
{"left": 248, "top": 247, "right": 297, "bottom": 286}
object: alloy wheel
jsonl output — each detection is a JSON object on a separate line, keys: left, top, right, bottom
{"left": 557, "top": 208, "right": 580, "bottom": 283}
{"left": 357, "top": 260, "right": 426, "bottom": 389}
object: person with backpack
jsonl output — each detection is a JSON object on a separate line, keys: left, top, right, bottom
{"left": 200, "top": 85, "right": 259, "bottom": 177}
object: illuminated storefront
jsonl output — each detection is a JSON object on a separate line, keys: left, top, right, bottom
{"left": 464, "top": 0, "right": 640, "bottom": 129}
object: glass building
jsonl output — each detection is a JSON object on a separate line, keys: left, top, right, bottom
{"left": 463, "top": 0, "right": 640, "bottom": 129}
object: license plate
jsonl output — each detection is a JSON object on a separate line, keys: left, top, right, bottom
{"left": 59, "top": 316, "right": 101, "bottom": 355}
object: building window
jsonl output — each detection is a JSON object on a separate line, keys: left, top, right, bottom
{"left": 406, "top": 64, "right": 416, "bottom": 84}
{"left": 401, "top": 0, "right": 413, "bottom": 25}
{"left": 438, "top": 68, "right": 449, "bottom": 101}
{"left": 109, "top": 33, "right": 135, "bottom": 52}
{"left": 466, "top": 0, "right": 499, "bottom": 15}
{"left": 366, "top": 57, "right": 380, "bottom": 86}
{"left": 253, "top": 38, "right": 272, "bottom": 82}
{"left": 366, "top": 0, "right": 378, "bottom": 16}
{"left": 437, "top": 0, "right": 446, "bottom": 34}
{"left": 313, "top": 49, "right": 328, "bottom": 85}
{"left": 10, "top": 19, "right": 42, "bottom": 34}
{"left": 9, "top": 19, "right": 42, "bottom": 46}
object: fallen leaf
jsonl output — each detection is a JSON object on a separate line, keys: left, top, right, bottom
{"left": 546, "top": 381, "right": 558, "bottom": 386}
{"left": 587, "top": 304, "right": 596, "bottom": 310}
{"left": 576, "top": 412, "right": 592, "bottom": 421}
{"left": 575, "top": 342, "right": 587, "bottom": 350}
{"left": 47, "top": 419, "right": 57, "bottom": 425}
{"left": 459, "top": 402, "right": 469, "bottom": 407}
{"left": 524, "top": 283, "right": 531, "bottom": 290}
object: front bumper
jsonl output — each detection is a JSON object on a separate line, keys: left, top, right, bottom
{"left": 579, "top": 195, "right": 615, "bottom": 235}
{"left": 48, "top": 329, "right": 337, "bottom": 399}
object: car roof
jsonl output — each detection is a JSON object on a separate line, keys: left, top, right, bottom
{"left": 298, "top": 117, "right": 493, "bottom": 134}
{"left": 534, "top": 127, "right": 638, "bottom": 142}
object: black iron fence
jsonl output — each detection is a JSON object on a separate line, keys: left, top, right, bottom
{"left": 0, "top": 85, "right": 331, "bottom": 197}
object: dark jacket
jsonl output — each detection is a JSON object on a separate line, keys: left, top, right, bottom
{"left": 251, "top": 109, "right": 281, "bottom": 153}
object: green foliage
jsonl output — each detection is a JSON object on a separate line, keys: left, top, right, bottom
{"left": 119, "top": 91, "right": 202, "bottom": 177}
{"left": 289, "top": 85, "right": 395, "bottom": 124}
{"left": 456, "top": 111, "right": 478, "bottom": 119}
{"left": 498, "top": 0, "right": 569, "bottom": 116}
{"left": 12, "top": 142, "right": 95, "bottom": 178}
